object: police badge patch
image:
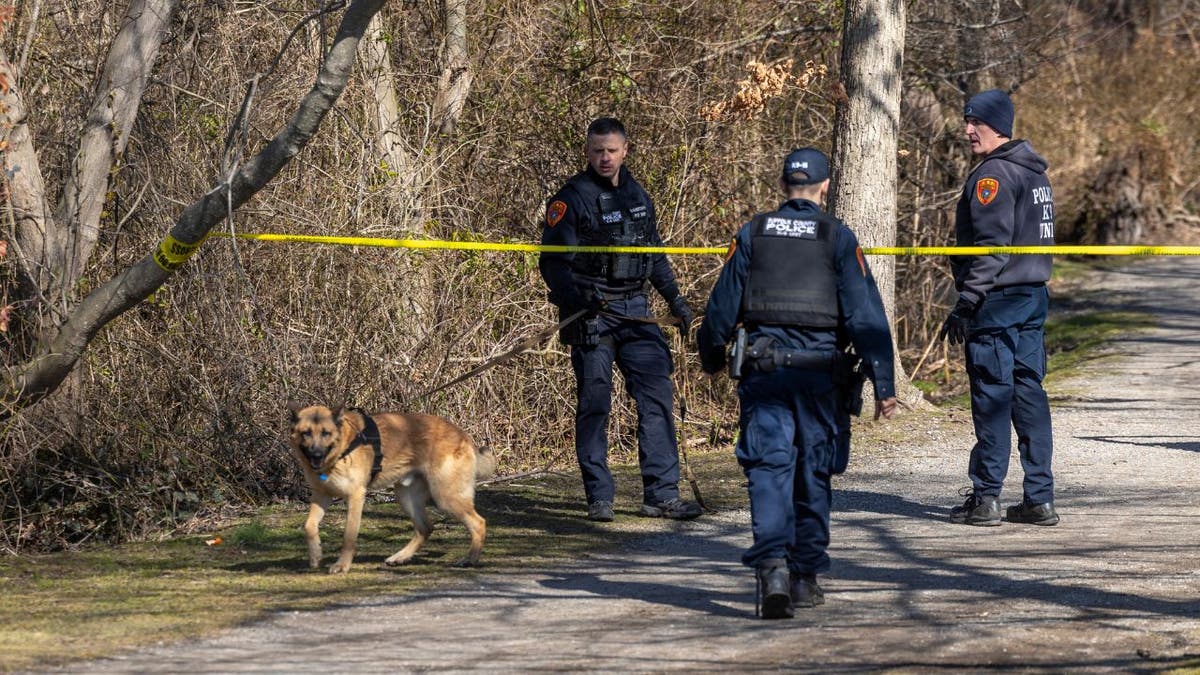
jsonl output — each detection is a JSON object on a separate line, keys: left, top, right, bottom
{"left": 546, "top": 200, "right": 567, "bottom": 227}
{"left": 976, "top": 178, "right": 1000, "bottom": 206}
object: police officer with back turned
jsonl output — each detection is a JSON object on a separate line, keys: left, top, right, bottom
{"left": 697, "top": 147, "right": 897, "bottom": 620}
{"left": 941, "top": 89, "right": 1058, "bottom": 528}
{"left": 539, "top": 117, "right": 701, "bottom": 523}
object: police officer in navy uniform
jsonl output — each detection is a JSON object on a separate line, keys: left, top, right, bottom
{"left": 539, "top": 117, "right": 701, "bottom": 523}
{"left": 940, "top": 89, "right": 1058, "bottom": 527}
{"left": 697, "top": 147, "right": 897, "bottom": 619}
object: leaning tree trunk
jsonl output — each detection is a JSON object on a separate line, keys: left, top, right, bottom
{"left": 1, "top": 0, "right": 388, "bottom": 417}
{"left": 829, "top": 0, "right": 923, "bottom": 406}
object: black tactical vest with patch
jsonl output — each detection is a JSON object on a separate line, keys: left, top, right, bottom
{"left": 743, "top": 210, "right": 840, "bottom": 327}
{"left": 564, "top": 174, "right": 654, "bottom": 284}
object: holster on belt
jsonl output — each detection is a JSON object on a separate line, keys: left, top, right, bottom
{"left": 833, "top": 349, "right": 866, "bottom": 417}
{"left": 558, "top": 306, "right": 600, "bottom": 346}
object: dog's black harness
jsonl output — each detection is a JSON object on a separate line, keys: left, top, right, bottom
{"left": 347, "top": 407, "right": 384, "bottom": 486}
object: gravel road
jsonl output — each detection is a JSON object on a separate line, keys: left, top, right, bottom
{"left": 63, "top": 257, "right": 1200, "bottom": 674}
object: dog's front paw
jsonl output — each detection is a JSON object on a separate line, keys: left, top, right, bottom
{"left": 328, "top": 560, "right": 353, "bottom": 574}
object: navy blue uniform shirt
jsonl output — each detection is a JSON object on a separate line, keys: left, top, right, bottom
{"left": 952, "top": 139, "right": 1054, "bottom": 306}
{"left": 697, "top": 198, "right": 896, "bottom": 400}
{"left": 539, "top": 165, "right": 682, "bottom": 309}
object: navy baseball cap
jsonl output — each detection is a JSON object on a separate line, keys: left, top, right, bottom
{"left": 782, "top": 147, "right": 829, "bottom": 185}
{"left": 963, "top": 89, "right": 1014, "bottom": 138}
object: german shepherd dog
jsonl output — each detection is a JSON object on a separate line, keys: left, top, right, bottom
{"left": 287, "top": 404, "right": 496, "bottom": 573}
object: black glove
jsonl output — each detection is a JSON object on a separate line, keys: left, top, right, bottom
{"left": 669, "top": 296, "right": 695, "bottom": 343}
{"left": 699, "top": 345, "right": 726, "bottom": 375}
{"left": 588, "top": 287, "right": 610, "bottom": 316}
{"left": 938, "top": 296, "right": 979, "bottom": 345}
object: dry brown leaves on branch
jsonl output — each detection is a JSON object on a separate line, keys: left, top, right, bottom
{"left": 700, "top": 59, "right": 827, "bottom": 122}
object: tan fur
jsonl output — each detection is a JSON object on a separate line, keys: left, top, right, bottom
{"left": 287, "top": 404, "right": 495, "bottom": 574}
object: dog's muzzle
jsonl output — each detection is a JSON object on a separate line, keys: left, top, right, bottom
{"left": 305, "top": 447, "right": 329, "bottom": 470}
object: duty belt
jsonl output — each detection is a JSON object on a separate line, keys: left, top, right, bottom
{"left": 596, "top": 287, "right": 645, "bottom": 301}
{"left": 744, "top": 338, "right": 836, "bottom": 373}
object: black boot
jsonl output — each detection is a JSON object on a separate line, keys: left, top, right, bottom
{"left": 1006, "top": 500, "right": 1059, "bottom": 526}
{"left": 790, "top": 572, "right": 825, "bottom": 608}
{"left": 949, "top": 489, "right": 1001, "bottom": 526}
{"left": 756, "top": 558, "right": 793, "bottom": 620}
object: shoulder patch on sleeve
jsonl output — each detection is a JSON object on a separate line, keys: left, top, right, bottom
{"left": 975, "top": 177, "right": 1000, "bottom": 206}
{"left": 546, "top": 200, "right": 567, "bottom": 228}
{"left": 855, "top": 246, "right": 867, "bottom": 277}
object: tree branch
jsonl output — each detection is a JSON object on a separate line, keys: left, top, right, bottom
{"left": 1, "top": 0, "right": 388, "bottom": 415}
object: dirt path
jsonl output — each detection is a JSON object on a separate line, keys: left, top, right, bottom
{"left": 68, "top": 258, "right": 1200, "bottom": 673}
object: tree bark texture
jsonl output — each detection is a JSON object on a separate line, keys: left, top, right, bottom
{"left": 3, "top": 0, "right": 178, "bottom": 318}
{"left": 829, "top": 0, "right": 917, "bottom": 398}
{"left": 1, "top": 0, "right": 388, "bottom": 415}
{"left": 432, "top": 0, "right": 471, "bottom": 135}
{"left": 0, "top": 52, "right": 58, "bottom": 308}
{"left": 55, "top": 0, "right": 179, "bottom": 291}
{"left": 358, "top": 12, "right": 421, "bottom": 197}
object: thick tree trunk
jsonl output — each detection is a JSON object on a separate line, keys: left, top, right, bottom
{"left": 1, "top": 0, "right": 388, "bottom": 416}
{"left": 829, "top": 0, "right": 922, "bottom": 405}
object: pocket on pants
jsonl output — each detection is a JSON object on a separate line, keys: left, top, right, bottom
{"left": 967, "top": 333, "right": 1012, "bottom": 385}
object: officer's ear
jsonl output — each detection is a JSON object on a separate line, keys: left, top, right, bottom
{"left": 818, "top": 179, "right": 831, "bottom": 205}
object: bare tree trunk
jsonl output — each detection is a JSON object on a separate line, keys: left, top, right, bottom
{"left": 358, "top": 12, "right": 421, "bottom": 194}
{"left": 829, "top": 0, "right": 923, "bottom": 405}
{"left": 357, "top": 11, "right": 436, "bottom": 342}
{"left": 1, "top": 52, "right": 59, "bottom": 311}
{"left": 431, "top": 0, "right": 471, "bottom": 135}
{"left": 1, "top": 0, "right": 388, "bottom": 416}
{"left": 56, "top": 0, "right": 178, "bottom": 290}
{"left": 4, "top": 0, "right": 178, "bottom": 331}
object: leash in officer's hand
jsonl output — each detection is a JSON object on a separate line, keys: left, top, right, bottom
{"left": 671, "top": 316, "right": 709, "bottom": 512}
{"left": 405, "top": 309, "right": 588, "bottom": 405}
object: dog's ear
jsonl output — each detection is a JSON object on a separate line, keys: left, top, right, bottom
{"left": 330, "top": 404, "right": 345, "bottom": 421}
{"left": 287, "top": 401, "right": 304, "bottom": 424}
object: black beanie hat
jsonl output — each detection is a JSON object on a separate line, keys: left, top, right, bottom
{"left": 963, "top": 89, "right": 1014, "bottom": 138}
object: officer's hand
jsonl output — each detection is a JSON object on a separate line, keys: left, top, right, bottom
{"left": 669, "top": 296, "right": 695, "bottom": 343}
{"left": 699, "top": 346, "right": 726, "bottom": 375}
{"left": 938, "top": 297, "right": 978, "bottom": 345}
{"left": 586, "top": 288, "right": 609, "bottom": 317}
{"left": 874, "top": 397, "right": 898, "bottom": 420}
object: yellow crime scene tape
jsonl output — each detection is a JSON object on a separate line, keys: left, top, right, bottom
{"left": 195, "top": 232, "right": 1200, "bottom": 257}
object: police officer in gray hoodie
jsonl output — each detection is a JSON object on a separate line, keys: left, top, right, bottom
{"left": 940, "top": 89, "right": 1059, "bottom": 527}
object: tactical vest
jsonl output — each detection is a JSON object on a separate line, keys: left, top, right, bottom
{"left": 743, "top": 210, "right": 840, "bottom": 327}
{"left": 564, "top": 174, "right": 654, "bottom": 284}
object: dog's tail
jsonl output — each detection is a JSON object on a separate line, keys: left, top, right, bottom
{"left": 475, "top": 445, "right": 497, "bottom": 480}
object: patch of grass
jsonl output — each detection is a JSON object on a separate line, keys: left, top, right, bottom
{"left": 910, "top": 380, "right": 938, "bottom": 395}
{"left": 0, "top": 448, "right": 749, "bottom": 671}
{"left": 1044, "top": 310, "right": 1156, "bottom": 382}
{"left": 917, "top": 305, "right": 1155, "bottom": 405}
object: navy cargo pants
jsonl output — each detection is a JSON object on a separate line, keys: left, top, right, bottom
{"left": 736, "top": 364, "right": 843, "bottom": 575}
{"left": 569, "top": 294, "right": 681, "bottom": 506}
{"left": 966, "top": 283, "right": 1055, "bottom": 504}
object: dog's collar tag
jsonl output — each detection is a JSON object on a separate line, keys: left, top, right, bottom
{"left": 319, "top": 473, "right": 328, "bottom": 482}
